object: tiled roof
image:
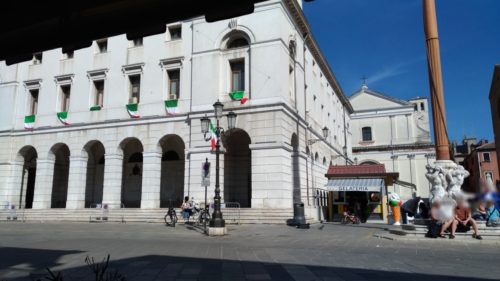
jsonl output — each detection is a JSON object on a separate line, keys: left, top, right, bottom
{"left": 477, "top": 142, "right": 495, "bottom": 150}
{"left": 326, "top": 164, "right": 386, "bottom": 176}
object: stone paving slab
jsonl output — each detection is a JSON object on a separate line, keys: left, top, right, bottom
{"left": 0, "top": 222, "right": 499, "bottom": 280}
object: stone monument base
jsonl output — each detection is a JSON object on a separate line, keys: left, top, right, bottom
{"left": 208, "top": 227, "right": 227, "bottom": 236}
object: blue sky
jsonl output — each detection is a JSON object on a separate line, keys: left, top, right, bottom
{"left": 303, "top": 0, "right": 500, "bottom": 142}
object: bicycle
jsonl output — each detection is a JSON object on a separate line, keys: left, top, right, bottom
{"left": 164, "top": 205, "right": 178, "bottom": 227}
{"left": 341, "top": 212, "right": 361, "bottom": 225}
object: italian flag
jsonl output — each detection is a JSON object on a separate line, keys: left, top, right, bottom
{"left": 126, "top": 103, "right": 140, "bottom": 118}
{"left": 229, "top": 91, "right": 248, "bottom": 105}
{"left": 209, "top": 121, "right": 217, "bottom": 151}
{"left": 24, "top": 115, "right": 35, "bottom": 130}
{"left": 57, "top": 112, "right": 70, "bottom": 125}
{"left": 165, "top": 99, "right": 179, "bottom": 115}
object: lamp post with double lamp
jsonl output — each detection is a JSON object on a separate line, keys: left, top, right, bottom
{"left": 200, "top": 101, "right": 237, "bottom": 234}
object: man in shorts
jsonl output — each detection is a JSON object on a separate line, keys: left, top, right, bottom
{"left": 451, "top": 200, "right": 482, "bottom": 240}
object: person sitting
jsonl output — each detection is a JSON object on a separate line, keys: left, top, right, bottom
{"left": 472, "top": 201, "right": 487, "bottom": 221}
{"left": 427, "top": 200, "right": 453, "bottom": 238}
{"left": 486, "top": 200, "right": 499, "bottom": 227}
{"left": 180, "top": 196, "right": 193, "bottom": 222}
{"left": 451, "top": 200, "right": 482, "bottom": 240}
{"left": 400, "top": 197, "right": 420, "bottom": 224}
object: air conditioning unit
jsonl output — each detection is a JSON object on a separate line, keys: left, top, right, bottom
{"left": 129, "top": 97, "right": 138, "bottom": 104}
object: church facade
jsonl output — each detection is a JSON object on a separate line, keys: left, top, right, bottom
{"left": 349, "top": 85, "right": 435, "bottom": 200}
{"left": 0, "top": 0, "right": 352, "bottom": 221}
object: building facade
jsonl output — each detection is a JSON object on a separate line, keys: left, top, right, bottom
{"left": 0, "top": 0, "right": 352, "bottom": 220}
{"left": 489, "top": 64, "right": 500, "bottom": 176}
{"left": 462, "top": 142, "right": 498, "bottom": 193}
{"left": 348, "top": 85, "right": 435, "bottom": 200}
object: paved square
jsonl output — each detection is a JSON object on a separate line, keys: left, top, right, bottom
{"left": 0, "top": 222, "right": 499, "bottom": 280}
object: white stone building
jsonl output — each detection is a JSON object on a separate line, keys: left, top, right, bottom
{"left": 349, "top": 84, "right": 435, "bottom": 200}
{"left": 0, "top": 0, "right": 352, "bottom": 221}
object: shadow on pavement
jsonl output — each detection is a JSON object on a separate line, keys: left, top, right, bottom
{"left": 0, "top": 247, "right": 495, "bottom": 281}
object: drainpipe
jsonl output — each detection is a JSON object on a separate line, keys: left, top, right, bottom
{"left": 303, "top": 33, "right": 310, "bottom": 205}
{"left": 187, "top": 22, "right": 194, "bottom": 196}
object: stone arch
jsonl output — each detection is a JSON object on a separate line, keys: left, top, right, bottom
{"left": 216, "top": 26, "right": 255, "bottom": 50}
{"left": 360, "top": 160, "right": 380, "bottom": 165}
{"left": 223, "top": 128, "right": 252, "bottom": 207}
{"left": 50, "top": 143, "right": 70, "bottom": 208}
{"left": 83, "top": 140, "right": 105, "bottom": 208}
{"left": 158, "top": 134, "right": 185, "bottom": 208}
{"left": 17, "top": 146, "right": 37, "bottom": 208}
{"left": 120, "top": 137, "right": 143, "bottom": 208}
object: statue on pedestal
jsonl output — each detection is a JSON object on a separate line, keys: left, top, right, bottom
{"left": 426, "top": 161, "right": 470, "bottom": 221}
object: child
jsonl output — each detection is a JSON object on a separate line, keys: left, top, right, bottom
{"left": 486, "top": 200, "right": 499, "bottom": 227}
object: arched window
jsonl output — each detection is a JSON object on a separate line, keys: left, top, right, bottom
{"left": 322, "top": 157, "right": 327, "bottom": 166}
{"left": 362, "top": 127, "right": 372, "bottom": 141}
{"left": 227, "top": 37, "right": 249, "bottom": 49}
{"left": 314, "top": 152, "right": 319, "bottom": 162}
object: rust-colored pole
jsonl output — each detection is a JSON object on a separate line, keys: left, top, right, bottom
{"left": 423, "top": 0, "right": 450, "bottom": 160}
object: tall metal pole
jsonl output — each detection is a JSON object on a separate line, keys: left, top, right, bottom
{"left": 210, "top": 118, "right": 225, "bottom": 227}
{"left": 423, "top": 0, "right": 450, "bottom": 160}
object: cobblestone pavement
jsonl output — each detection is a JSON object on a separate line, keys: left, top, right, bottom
{"left": 0, "top": 222, "right": 499, "bottom": 281}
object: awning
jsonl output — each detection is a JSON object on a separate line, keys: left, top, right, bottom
{"left": 325, "top": 178, "right": 384, "bottom": 192}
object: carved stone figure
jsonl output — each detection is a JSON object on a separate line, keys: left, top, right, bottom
{"left": 426, "top": 164, "right": 446, "bottom": 203}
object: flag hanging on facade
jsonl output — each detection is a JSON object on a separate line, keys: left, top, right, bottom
{"left": 126, "top": 103, "right": 140, "bottom": 118}
{"left": 229, "top": 91, "right": 249, "bottom": 105}
{"left": 209, "top": 121, "right": 217, "bottom": 151}
{"left": 165, "top": 99, "right": 179, "bottom": 115}
{"left": 24, "top": 115, "right": 35, "bottom": 130}
{"left": 56, "top": 112, "right": 70, "bottom": 125}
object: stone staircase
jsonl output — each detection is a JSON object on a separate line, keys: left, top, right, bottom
{"left": 390, "top": 219, "right": 500, "bottom": 238}
{"left": 0, "top": 208, "right": 301, "bottom": 225}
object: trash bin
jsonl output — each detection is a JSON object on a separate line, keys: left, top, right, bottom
{"left": 292, "top": 203, "right": 309, "bottom": 229}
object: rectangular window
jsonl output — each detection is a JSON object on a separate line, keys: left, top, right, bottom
{"left": 33, "top": 53, "right": 42, "bottom": 64}
{"left": 29, "top": 89, "right": 39, "bottom": 115}
{"left": 60, "top": 85, "right": 71, "bottom": 112}
{"left": 129, "top": 75, "right": 141, "bottom": 103}
{"left": 93, "top": 80, "right": 105, "bottom": 107}
{"left": 167, "top": 70, "right": 180, "bottom": 100}
{"left": 132, "top": 38, "right": 143, "bottom": 47}
{"left": 362, "top": 127, "right": 372, "bottom": 141}
{"left": 483, "top": 152, "right": 491, "bottom": 162}
{"left": 420, "top": 102, "right": 425, "bottom": 111}
{"left": 96, "top": 39, "right": 107, "bottom": 53}
{"left": 169, "top": 26, "right": 182, "bottom": 40}
{"left": 230, "top": 60, "right": 245, "bottom": 92}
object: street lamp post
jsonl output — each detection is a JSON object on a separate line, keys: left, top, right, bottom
{"left": 200, "top": 101, "right": 237, "bottom": 229}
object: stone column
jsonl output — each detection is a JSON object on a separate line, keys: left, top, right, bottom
{"left": 102, "top": 154, "right": 123, "bottom": 208}
{"left": 141, "top": 152, "right": 162, "bottom": 209}
{"left": 250, "top": 143, "right": 292, "bottom": 209}
{"left": 66, "top": 156, "right": 87, "bottom": 209}
{"left": 32, "top": 159, "right": 55, "bottom": 209}
{"left": 5, "top": 160, "right": 24, "bottom": 207}
{"left": 423, "top": 0, "right": 450, "bottom": 160}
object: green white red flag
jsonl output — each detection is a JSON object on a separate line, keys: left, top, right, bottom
{"left": 56, "top": 112, "right": 70, "bottom": 125}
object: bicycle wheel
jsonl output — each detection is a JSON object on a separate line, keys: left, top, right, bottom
{"left": 199, "top": 210, "right": 210, "bottom": 224}
{"left": 341, "top": 217, "right": 348, "bottom": 224}
{"left": 164, "top": 211, "right": 177, "bottom": 227}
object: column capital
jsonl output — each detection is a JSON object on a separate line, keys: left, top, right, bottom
{"left": 104, "top": 153, "right": 123, "bottom": 161}
{"left": 143, "top": 151, "right": 162, "bottom": 158}
{"left": 37, "top": 159, "right": 55, "bottom": 164}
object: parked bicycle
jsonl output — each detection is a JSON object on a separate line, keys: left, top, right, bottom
{"left": 341, "top": 211, "right": 361, "bottom": 225}
{"left": 164, "top": 204, "right": 178, "bottom": 227}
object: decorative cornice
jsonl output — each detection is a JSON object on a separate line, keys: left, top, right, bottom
{"left": 283, "top": 0, "right": 353, "bottom": 113}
